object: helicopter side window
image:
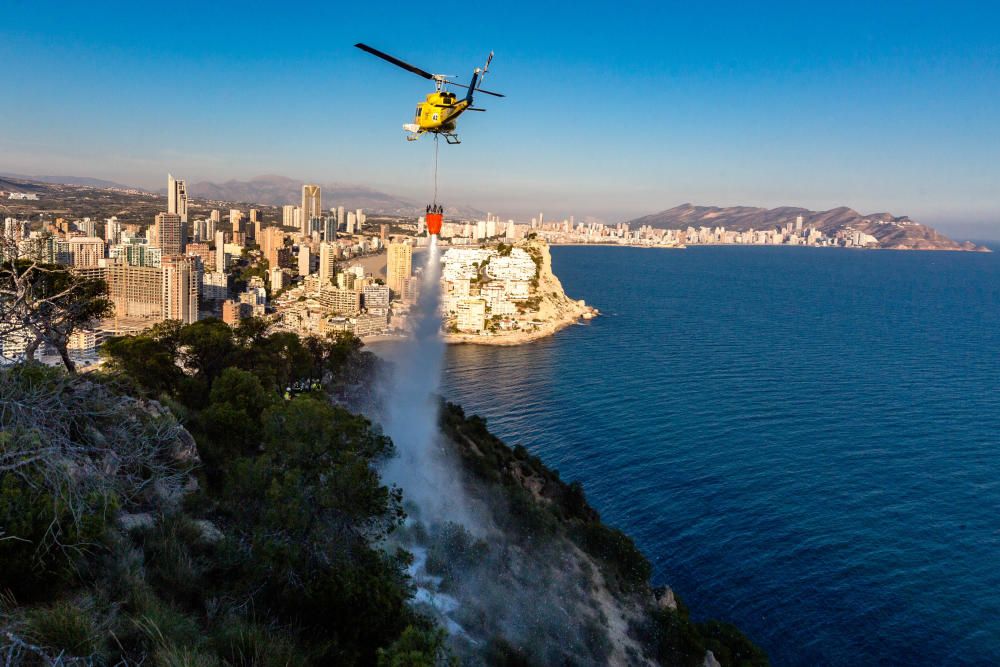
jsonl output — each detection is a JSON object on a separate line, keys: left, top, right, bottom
{"left": 415, "top": 107, "right": 421, "bottom": 118}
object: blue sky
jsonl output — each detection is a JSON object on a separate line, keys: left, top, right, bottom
{"left": 1, "top": 1, "right": 998, "bottom": 237}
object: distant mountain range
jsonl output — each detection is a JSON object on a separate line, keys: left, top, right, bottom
{"left": 1, "top": 171, "right": 985, "bottom": 251}
{"left": 185, "top": 175, "right": 484, "bottom": 219}
{"left": 0, "top": 172, "right": 141, "bottom": 191}
{"left": 0, "top": 172, "right": 483, "bottom": 219}
{"left": 628, "top": 204, "right": 989, "bottom": 251}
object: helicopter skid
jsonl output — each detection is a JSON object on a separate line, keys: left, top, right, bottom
{"left": 403, "top": 123, "right": 423, "bottom": 141}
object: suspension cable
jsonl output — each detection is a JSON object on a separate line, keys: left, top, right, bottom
{"left": 433, "top": 133, "right": 440, "bottom": 207}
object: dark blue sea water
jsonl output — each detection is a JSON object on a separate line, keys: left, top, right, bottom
{"left": 433, "top": 246, "right": 1000, "bottom": 666}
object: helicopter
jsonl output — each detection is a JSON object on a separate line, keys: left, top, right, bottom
{"left": 355, "top": 43, "right": 503, "bottom": 144}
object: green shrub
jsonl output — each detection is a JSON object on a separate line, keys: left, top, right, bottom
{"left": 377, "top": 625, "right": 451, "bottom": 667}
{"left": 138, "top": 516, "right": 214, "bottom": 609}
{"left": 425, "top": 523, "right": 490, "bottom": 587}
{"left": 647, "top": 606, "right": 708, "bottom": 667}
{"left": 0, "top": 435, "right": 114, "bottom": 599}
{"left": 211, "top": 616, "right": 307, "bottom": 667}
{"left": 25, "top": 598, "right": 101, "bottom": 657}
{"left": 698, "top": 619, "right": 769, "bottom": 667}
{"left": 573, "top": 522, "right": 651, "bottom": 593}
{"left": 481, "top": 637, "right": 539, "bottom": 666}
{"left": 130, "top": 596, "right": 205, "bottom": 657}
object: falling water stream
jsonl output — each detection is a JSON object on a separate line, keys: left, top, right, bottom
{"left": 377, "top": 236, "right": 478, "bottom": 636}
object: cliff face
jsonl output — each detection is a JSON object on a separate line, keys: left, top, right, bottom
{"left": 530, "top": 238, "right": 591, "bottom": 321}
{"left": 629, "top": 204, "right": 990, "bottom": 251}
{"left": 434, "top": 402, "right": 768, "bottom": 666}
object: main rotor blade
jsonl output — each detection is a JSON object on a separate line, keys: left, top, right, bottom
{"left": 354, "top": 43, "right": 434, "bottom": 80}
{"left": 448, "top": 81, "right": 505, "bottom": 98}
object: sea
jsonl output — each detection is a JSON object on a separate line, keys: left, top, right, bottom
{"left": 376, "top": 244, "right": 1000, "bottom": 666}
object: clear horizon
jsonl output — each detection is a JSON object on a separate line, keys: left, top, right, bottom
{"left": 2, "top": 0, "right": 998, "bottom": 239}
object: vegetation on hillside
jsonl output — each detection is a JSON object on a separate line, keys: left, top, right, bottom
{"left": 1, "top": 319, "right": 767, "bottom": 665}
{"left": 1, "top": 320, "right": 442, "bottom": 664}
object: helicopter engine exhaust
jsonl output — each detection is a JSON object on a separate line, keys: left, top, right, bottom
{"left": 426, "top": 204, "right": 443, "bottom": 236}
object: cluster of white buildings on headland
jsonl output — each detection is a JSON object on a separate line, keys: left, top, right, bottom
{"left": 440, "top": 247, "right": 537, "bottom": 333}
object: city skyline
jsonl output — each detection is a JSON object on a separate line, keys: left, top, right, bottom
{"left": 2, "top": 1, "right": 999, "bottom": 239}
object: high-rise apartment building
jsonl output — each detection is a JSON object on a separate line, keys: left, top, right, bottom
{"left": 362, "top": 284, "right": 390, "bottom": 315}
{"left": 318, "top": 242, "right": 338, "bottom": 285}
{"left": 301, "top": 184, "right": 322, "bottom": 236}
{"left": 386, "top": 242, "right": 412, "bottom": 297}
{"left": 153, "top": 212, "right": 185, "bottom": 256}
{"left": 269, "top": 268, "right": 286, "bottom": 291}
{"left": 229, "top": 209, "right": 243, "bottom": 234}
{"left": 105, "top": 263, "right": 163, "bottom": 320}
{"left": 297, "top": 245, "right": 311, "bottom": 276}
{"left": 186, "top": 242, "right": 214, "bottom": 272}
{"left": 167, "top": 174, "right": 188, "bottom": 223}
{"left": 57, "top": 237, "right": 105, "bottom": 267}
{"left": 455, "top": 297, "right": 487, "bottom": 332}
{"left": 202, "top": 271, "right": 228, "bottom": 302}
{"left": 282, "top": 205, "right": 299, "bottom": 228}
{"left": 259, "top": 226, "right": 285, "bottom": 269}
{"left": 323, "top": 217, "right": 337, "bottom": 241}
{"left": 109, "top": 239, "right": 162, "bottom": 267}
{"left": 214, "top": 230, "right": 226, "bottom": 272}
{"left": 316, "top": 286, "right": 361, "bottom": 314}
{"left": 78, "top": 218, "right": 98, "bottom": 238}
{"left": 162, "top": 255, "right": 199, "bottom": 324}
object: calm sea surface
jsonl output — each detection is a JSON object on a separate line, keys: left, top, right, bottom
{"left": 379, "top": 245, "right": 1000, "bottom": 665}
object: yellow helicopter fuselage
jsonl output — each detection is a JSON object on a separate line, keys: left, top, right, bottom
{"left": 413, "top": 91, "right": 469, "bottom": 132}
